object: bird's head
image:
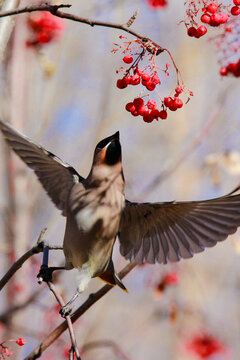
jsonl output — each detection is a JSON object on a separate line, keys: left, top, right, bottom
{"left": 94, "top": 131, "right": 121, "bottom": 166}
{"left": 88, "top": 131, "right": 123, "bottom": 182}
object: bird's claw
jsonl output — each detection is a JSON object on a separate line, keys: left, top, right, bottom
{"left": 37, "top": 265, "right": 53, "bottom": 284}
{"left": 59, "top": 304, "right": 72, "bottom": 318}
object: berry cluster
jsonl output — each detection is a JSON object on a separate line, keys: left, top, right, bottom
{"left": 146, "top": 0, "right": 168, "bottom": 9}
{"left": 26, "top": 11, "right": 65, "bottom": 46}
{"left": 220, "top": 58, "right": 240, "bottom": 77}
{"left": 113, "top": 37, "right": 192, "bottom": 123}
{"left": 0, "top": 338, "right": 25, "bottom": 359}
{"left": 186, "top": 333, "right": 225, "bottom": 359}
{"left": 184, "top": 1, "right": 240, "bottom": 40}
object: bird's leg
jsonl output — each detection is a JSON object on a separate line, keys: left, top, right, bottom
{"left": 60, "top": 265, "right": 92, "bottom": 318}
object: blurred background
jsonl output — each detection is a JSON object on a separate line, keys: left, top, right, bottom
{"left": 0, "top": 0, "right": 240, "bottom": 359}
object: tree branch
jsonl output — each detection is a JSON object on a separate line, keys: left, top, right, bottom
{"left": 24, "top": 261, "right": 137, "bottom": 360}
{"left": 0, "top": 3, "right": 164, "bottom": 52}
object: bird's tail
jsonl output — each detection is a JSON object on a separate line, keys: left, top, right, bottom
{"left": 98, "top": 260, "right": 128, "bottom": 293}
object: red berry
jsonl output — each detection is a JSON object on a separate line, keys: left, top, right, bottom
{"left": 141, "top": 73, "right": 150, "bottom": 81}
{"left": 196, "top": 25, "right": 207, "bottom": 37}
{"left": 174, "top": 98, "right": 183, "bottom": 108}
{"left": 233, "top": 0, "right": 240, "bottom": 5}
{"left": 201, "top": 14, "right": 211, "bottom": 23}
{"left": 151, "top": 109, "right": 160, "bottom": 119}
{"left": 16, "top": 338, "right": 26, "bottom": 346}
{"left": 138, "top": 105, "right": 149, "bottom": 116}
{"left": 133, "top": 98, "right": 144, "bottom": 107}
{"left": 231, "top": 5, "right": 240, "bottom": 15}
{"left": 131, "top": 110, "right": 139, "bottom": 117}
{"left": 159, "top": 110, "right": 167, "bottom": 119}
{"left": 116, "top": 79, "right": 127, "bottom": 89}
{"left": 219, "top": 67, "right": 228, "bottom": 76}
{"left": 143, "top": 113, "right": 154, "bottom": 123}
{"left": 164, "top": 97, "right": 173, "bottom": 107}
{"left": 124, "top": 75, "right": 131, "bottom": 84}
{"left": 130, "top": 74, "right": 140, "bottom": 85}
{"left": 175, "top": 86, "right": 183, "bottom": 94}
{"left": 219, "top": 13, "right": 229, "bottom": 23}
{"left": 125, "top": 102, "right": 136, "bottom": 112}
{"left": 210, "top": 13, "right": 222, "bottom": 25}
{"left": 151, "top": 75, "right": 160, "bottom": 84}
{"left": 123, "top": 55, "right": 133, "bottom": 64}
{"left": 207, "top": 3, "right": 218, "bottom": 14}
{"left": 146, "top": 82, "right": 156, "bottom": 91}
{"left": 134, "top": 67, "right": 143, "bottom": 76}
{"left": 147, "top": 99, "right": 157, "bottom": 109}
{"left": 187, "top": 27, "right": 197, "bottom": 37}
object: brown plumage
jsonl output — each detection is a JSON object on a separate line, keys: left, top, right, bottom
{"left": 1, "top": 119, "right": 240, "bottom": 314}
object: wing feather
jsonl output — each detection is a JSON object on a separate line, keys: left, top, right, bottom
{"left": 119, "top": 191, "right": 240, "bottom": 264}
{"left": 0, "top": 120, "right": 84, "bottom": 215}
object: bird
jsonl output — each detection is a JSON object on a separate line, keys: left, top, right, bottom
{"left": 1, "top": 119, "right": 240, "bottom": 316}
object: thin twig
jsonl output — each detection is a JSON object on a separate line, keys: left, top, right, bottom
{"left": 0, "top": 3, "right": 71, "bottom": 17}
{"left": 24, "top": 261, "right": 137, "bottom": 360}
{"left": 38, "top": 245, "right": 81, "bottom": 359}
{"left": 47, "top": 281, "right": 81, "bottom": 360}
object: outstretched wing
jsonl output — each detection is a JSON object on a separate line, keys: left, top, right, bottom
{"left": 0, "top": 120, "right": 84, "bottom": 215}
{"left": 118, "top": 191, "right": 240, "bottom": 264}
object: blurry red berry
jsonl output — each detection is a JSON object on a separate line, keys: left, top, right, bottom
{"left": 124, "top": 75, "right": 132, "bottom": 84}
{"left": 159, "top": 110, "right": 167, "bottom": 119}
{"left": 231, "top": 5, "right": 240, "bottom": 15}
{"left": 207, "top": 3, "right": 218, "bottom": 14}
{"left": 164, "top": 97, "right": 173, "bottom": 107}
{"left": 125, "top": 102, "right": 136, "bottom": 112}
{"left": 196, "top": 25, "right": 207, "bottom": 37}
{"left": 134, "top": 67, "right": 143, "bottom": 76}
{"left": 141, "top": 73, "right": 150, "bottom": 81}
{"left": 133, "top": 98, "right": 144, "bottom": 107}
{"left": 219, "top": 67, "right": 228, "bottom": 76}
{"left": 147, "top": 0, "right": 167, "bottom": 8}
{"left": 16, "top": 338, "right": 25, "bottom": 346}
{"left": 201, "top": 14, "right": 211, "bottom": 23}
{"left": 151, "top": 74, "right": 160, "bottom": 84}
{"left": 175, "top": 86, "right": 183, "bottom": 94}
{"left": 143, "top": 113, "right": 154, "bottom": 123}
{"left": 131, "top": 110, "right": 139, "bottom": 116}
{"left": 187, "top": 27, "right": 197, "bottom": 37}
{"left": 130, "top": 74, "right": 140, "bottom": 85}
{"left": 138, "top": 106, "right": 149, "bottom": 116}
{"left": 219, "top": 13, "right": 229, "bottom": 23}
{"left": 174, "top": 98, "right": 183, "bottom": 108}
{"left": 147, "top": 99, "right": 157, "bottom": 109}
{"left": 116, "top": 79, "right": 127, "bottom": 89}
{"left": 151, "top": 109, "right": 160, "bottom": 119}
{"left": 210, "top": 13, "right": 222, "bottom": 25}
{"left": 233, "top": 0, "right": 240, "bottom": 5}
{"left": 123, "top": 55, "right": 133, "bottom": 64}
{"left": 146, "top": 82, "right": 156, "bottom": 91}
